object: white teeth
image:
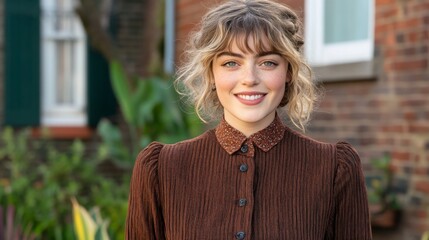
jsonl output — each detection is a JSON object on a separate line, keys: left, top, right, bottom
{"left": 237, "top": 94, "right": 263, "bottom": 100}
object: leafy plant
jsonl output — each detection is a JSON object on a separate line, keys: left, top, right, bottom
{"left": 0, "top": 127, "right": 129, "bottom": 239}
{"left": 72, "top": 198, "right": 109, "bottom": 240}
{"left": 0, "top": 205, "right": 35, "bottom": 240}
{"left": 366, "top": 154, "right": 401, "bottom": 213}
{"left": 97, "top": 60, "right": 202, "bottom": 168}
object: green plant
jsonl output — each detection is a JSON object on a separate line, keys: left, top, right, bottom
{"left": 366, "top": 154, "right": 401, "bottom": 213}
{"left": 72, "top": 198, "right": 110, "bottom": 240}
{"left": 97, "top": 61, "right": 202, "bottom": 168}
{"left": 0, "top": 205, "right": 35, "bottom": 240}
{"left": 0, "top": 127, "right": 129, "bottom": 239}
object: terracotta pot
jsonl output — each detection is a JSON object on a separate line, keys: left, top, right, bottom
{"left": 371, "top": 209, "right": 401, "bottom": 229}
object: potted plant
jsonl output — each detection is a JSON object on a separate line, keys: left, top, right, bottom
{"left": 366, "top": 154, "right": 402, "bottom": 229}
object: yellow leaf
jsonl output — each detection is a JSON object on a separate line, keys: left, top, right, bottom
{"left": 72, "top": 198, "right": 96, "bottom": 240}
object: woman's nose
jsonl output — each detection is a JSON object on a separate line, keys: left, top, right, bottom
{"left": 241, "top": 65, "right": 260, "bottom": 86}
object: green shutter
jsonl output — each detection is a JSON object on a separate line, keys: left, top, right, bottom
{"left": 4, "top": 0, "right": 40, "bottom": 126}
{"left": 86, "top": 46, "right": 117, "bottom": 127}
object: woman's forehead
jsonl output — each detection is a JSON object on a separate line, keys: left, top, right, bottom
{"left": 223, "top": 32, "right": 274, "bottom": 54}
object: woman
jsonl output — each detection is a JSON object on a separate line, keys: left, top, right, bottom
{"left": 126, "top": 0, "right": 372, "bottom": 239}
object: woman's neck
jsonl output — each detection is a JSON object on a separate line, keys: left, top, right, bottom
{"left": 223, "top": 111, "right": 276, "bottom": 137}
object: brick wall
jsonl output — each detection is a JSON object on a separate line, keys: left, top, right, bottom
{"left": 111, "top": 0, "right": 161, "bottom": 77}
{"left": 175, "top": 0, "right": 429, "bottom": 238}
{"left": 309, "top": 0, "right": 429, "bottom": 238}
{"left": 175, "top": 0, "right": 218, "bottom": 64}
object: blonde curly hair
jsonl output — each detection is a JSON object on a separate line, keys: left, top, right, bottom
{"left": 175, "top": 0, "right": 317, "bottom": 131}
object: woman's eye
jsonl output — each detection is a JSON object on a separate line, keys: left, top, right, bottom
{"left": 262, "top": 61, "right": 277, "bottom": 67}
{"left": 222, "top": 61, "right": 238, "bottom": 67}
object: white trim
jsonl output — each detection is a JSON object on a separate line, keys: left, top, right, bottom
{"left": 305, "top": 0, "right": 375, "bottom": 66}
{"left": 40, "top": 0, "right": 87, "bottom": 126}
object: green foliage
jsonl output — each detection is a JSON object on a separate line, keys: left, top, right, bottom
{"left": 0, "top": 127, "right": 128, "bottom": 239}
{"left": 366, "top": 154, "right": 401, "bottom": 213}
{"left": 0, "top": 60, "right": 203, "bottom": 240}
{"left": 0, "top": 205, "right": 36, "bottom": 240}
{"left": 98, "top": 60, "right": 202, "bottom": 167}
{"left": 72, "top": 198, "right": 110, "bottom": 240}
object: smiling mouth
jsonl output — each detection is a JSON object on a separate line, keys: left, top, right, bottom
{"left": 236, "top": 94, "right": 265, "bottom": 100}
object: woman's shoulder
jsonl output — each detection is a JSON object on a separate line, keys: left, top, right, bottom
{"left": 136, "top": 129, "right": 215, "bottom": 162}
{"left": 334, "top": 141, "right": 362, "bottom": 169}
{"left": 161, "top": 129, "right": 215, "bottom": 153}
{"left": 284, "top": 126, "right": 361, "bottom": 165}
{"left": 283, "top": 125, "right": 334, "bottom": 152}
{"left": 134, "top": 141, "right": 165, "bottom": 168}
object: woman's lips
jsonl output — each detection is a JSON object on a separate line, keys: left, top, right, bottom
{"left": 235, "top": 92, "right": 266, "bottom": 105}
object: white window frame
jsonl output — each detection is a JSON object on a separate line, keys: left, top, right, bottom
{"left": 305, "top": 0, "right": 375, "bottom": 66}
{"left": 41, "top": 0, "right": 87, "bottom": 126}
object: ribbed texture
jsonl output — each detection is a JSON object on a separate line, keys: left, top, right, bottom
{"left": 126, "top": 122, "right": 372, "bottom": 239}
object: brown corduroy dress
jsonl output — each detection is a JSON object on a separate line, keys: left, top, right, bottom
{"left": 126, "top": 116, "right": 372, "bottom": 240}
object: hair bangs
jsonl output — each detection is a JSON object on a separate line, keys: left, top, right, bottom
{"left": 220, "top": 13, "right": 276, "bottom": 55}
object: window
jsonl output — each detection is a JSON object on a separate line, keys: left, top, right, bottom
{"left": 305, "top": 0, "right": 374, "bottom": 66}
{"left": 6, "top": 0, "right": 116, "bottom": 129}
{"left": 41, "top": 0, "right": 87, "bottom": 126}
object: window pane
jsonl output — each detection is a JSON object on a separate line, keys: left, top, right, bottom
{"left": 41, "top": 0, "right": 87, "bottom": 126}
{"left": 324, "top": 0, "right": 369, "bottom": 44}
{"left": 55, "top": 40, "right": 74, "bottom": 105}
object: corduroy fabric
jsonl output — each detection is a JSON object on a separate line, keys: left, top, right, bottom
{"left": 126, "top": 117, "right": 372, "bottom": 240}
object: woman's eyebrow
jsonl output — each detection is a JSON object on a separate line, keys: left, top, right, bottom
{"left": 216, "top": 51, "right": 280, "bottom": 58}
{"left": 217, "top": 51, "right": 244, "bottom": 58}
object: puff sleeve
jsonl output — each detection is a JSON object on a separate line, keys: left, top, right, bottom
{"left": 332, "top": 142, "right": 372, "bottom": 239}
{"left": 126, "top": 142, "right": 165, "bottom": 240}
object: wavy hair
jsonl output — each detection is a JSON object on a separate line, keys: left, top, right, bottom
{"left": 175, "top": 0, "right": 317, "bottom": 131}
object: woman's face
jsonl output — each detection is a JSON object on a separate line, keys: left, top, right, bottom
{"left": 212, "top": 35, "right": 289, "bottom": 136}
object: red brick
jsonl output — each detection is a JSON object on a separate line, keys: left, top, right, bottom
{"left": 377, "top": 7, "right": 398, "bottom": 20}
{"left": 409, "top": 123, "right": 429, "bottom": 133}
{"left": 376, "top": 0, "right": 396, "bottom": 5}
{"left": 414, "top": 168, "right": 429, "bottom": 176}
{"left": 390, "top": 59, "right": 428, "bottom": 71}
{"left": 375, "top": 22, "right": 392, "bottom": 34}
{"left": 337, "top": 100, "right": 356, "bottom": 108}
{"left": 400, "top": 99, "right": 428, "bottom": 108}
{"left": 392, "top": 151, "right": 411, "bottom": 161}
{"left": 377, "top": 137, "right": 395, "bottom": 145}
{"left": 395, "top": 18, "right": 423, "bottom": 30}
{"left": 360, "top": 138, "right": 377, "bottom": 146}
{"left": 384, "top": 48, "right": 396, "bottom": 57}
{"left": 381, "top": 125, "right": 405, "bottom": 133}
{"left": 415, "top": 181, "right": 429, "bottom": 194}
{"left": 397, "top": 139, "right": 411, "bottom": 147}
{"left": 319, "top": 100, "right": 334, "bottom": 109}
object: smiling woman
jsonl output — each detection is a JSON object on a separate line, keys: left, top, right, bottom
{"left": 126, "top": 0, "right": 372, "bottom": 239}
{"left": 212, "top": 36, "right": 288, "bottom": 136}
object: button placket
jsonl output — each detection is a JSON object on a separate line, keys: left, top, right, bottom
{"left": 234, "top": 141, "right": 255, "bottom": 239}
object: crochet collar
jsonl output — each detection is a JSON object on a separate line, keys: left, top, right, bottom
{"left": 215, "top": 114, "right": 286, "bottom": 155}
